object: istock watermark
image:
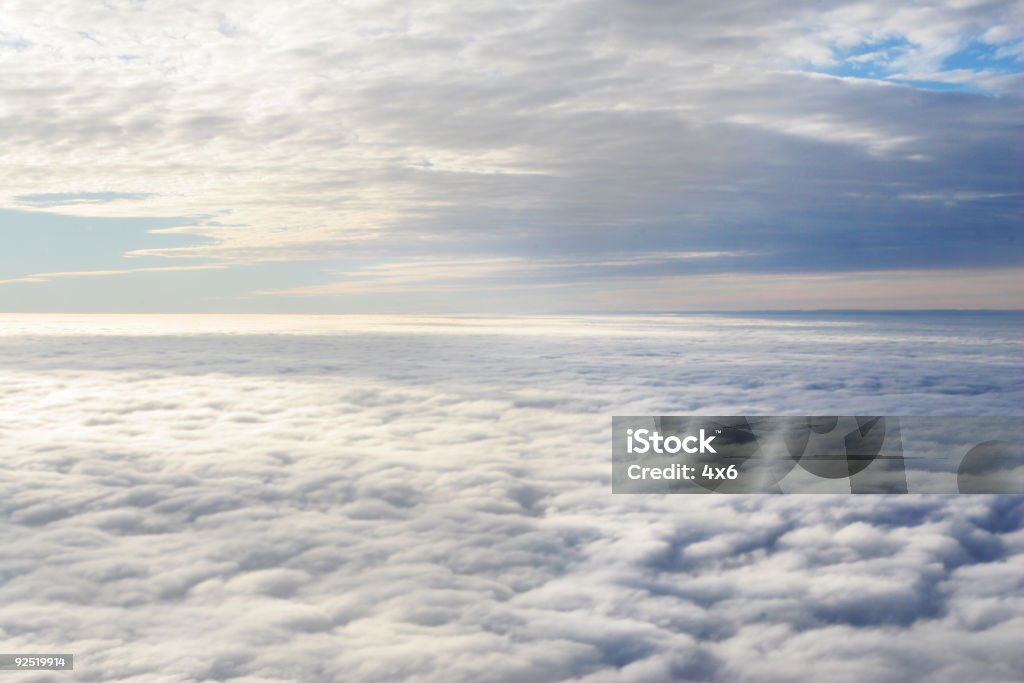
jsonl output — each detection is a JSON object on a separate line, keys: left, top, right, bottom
{"left": 612, "top": 416, "right": 1024, "bottom": 494}
{"left": 626, "top": 428, "right": 718, "bottom": 454}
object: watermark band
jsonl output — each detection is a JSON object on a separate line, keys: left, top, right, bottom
{"left": 612, "top": 416, "right": 1023, "bottom": 494}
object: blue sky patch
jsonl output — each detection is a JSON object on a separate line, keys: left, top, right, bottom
{"left": 0, "top": 209, "right": 207, "bottom": 278}
{"left": 813, "top": 36, "right": 1023, "bottom": 93}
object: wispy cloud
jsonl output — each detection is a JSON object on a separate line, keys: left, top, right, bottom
{"left": 0, "top": 263, "right": 228, "bottom": 285}
{"left": 725, "top": 113, "right": 920, "bottom": 158}
{"left": 14, "top": 192, "right": 155, "bottom": 207}
{"left": 258, "top": 251, "right": 751, "bottom": 296}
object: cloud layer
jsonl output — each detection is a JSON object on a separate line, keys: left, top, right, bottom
{"left": 0, "top": 1, "right": 1021, "bottom": 308}
{"left": 0, "top": 313, "right": 1021, "bottom": 682}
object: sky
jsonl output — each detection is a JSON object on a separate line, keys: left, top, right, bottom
{"left": 0, "top": 0, "right": 1022, "bottom": 312}
{"left": 1, "top": 314, "right": 1022, "bottom": 681}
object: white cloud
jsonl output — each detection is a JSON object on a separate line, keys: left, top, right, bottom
{"left": 0, "top": 264, "right": 228, "bottom": 285}
{"left": 725, "top": 113, "right": 918, "bottom": 158}
{"left": 254, "top": 252, "right": 749, "bottom": 296}
{"left": 0, "top": 314, "right": 1021, "bottom": 681}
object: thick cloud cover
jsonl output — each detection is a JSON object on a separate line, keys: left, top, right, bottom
{"left": 0, "top": 313, "right": 1021, "bottom": 682}
{"left": 0, "top": 1, "right": 1021, "bottom": 310}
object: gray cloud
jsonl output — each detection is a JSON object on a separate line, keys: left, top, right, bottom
{"left": 0, "top": 313, "right": 1021, "bottom": 681}
{"left": 0, "top": 1, "right": 1020, "bottom": 306}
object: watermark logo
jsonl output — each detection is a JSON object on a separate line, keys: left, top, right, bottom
{"left": 626, "top": 428, "right": 717, "bottom": 454}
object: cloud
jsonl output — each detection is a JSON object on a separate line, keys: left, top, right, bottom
{"left": 0, "top": 264, "right": 228, "bottom": 285}
{"left": 0, "top": 314, "right": 1021, "bottom": 681}
{"left": 12, "top": 192, "right": 156, "bottom": 208}
{"left": 0, "top": 1, "right": 1020, "bottom": 309}
{"left": 255, "top": 252, "right": 750, "bottom": 296}
{"left": 589, "top": 267, "right": 1024, "bottom": 310}
{"left": 725, "top": 113, "right": 919, "bottom": 158}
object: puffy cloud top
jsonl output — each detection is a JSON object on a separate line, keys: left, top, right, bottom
{"left": 1, "top": 313, "right": 1021, "bottom": 681}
